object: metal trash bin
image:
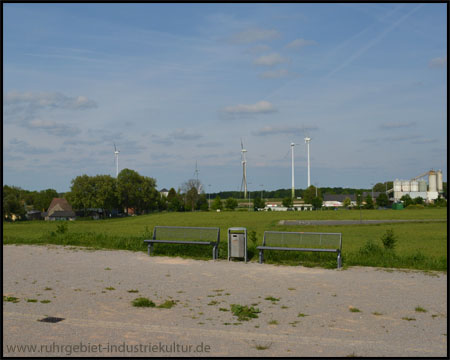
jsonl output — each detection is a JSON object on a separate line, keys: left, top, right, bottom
{"left": 228, "top": 227, "right": 247, "bottom": 262}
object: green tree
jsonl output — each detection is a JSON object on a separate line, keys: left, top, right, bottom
{"left": 413, "top": 197, "right": 424, "bottom": 205}
{"left": 90, "top": 175, "right": 119, "bottom": 216}
{"left": 211, "top": 195, "right": 223, "bottom": 210}
{"left": 3, "top": 185, "right": 26, "bottom": 220}
{"left": 282, "top": 197, "right": 293, "bottom": 208}
{"left": 364, "top": 194, "right": 374, "bottom": 209}
{"left": 167, "top": 188, "right": 183, "bottom": 212}
{"left": 311, "top": 197, "right": 323, "bottom": 210}
{"left": 117, "top": 169, "right": 144, "bottom": 214}
{"left": 303, "top": 186, "right": 321, "bottom": 204}
{"left": 225, "top": 197, "right": 238, "bottom": 210}
{"left": 136, "top": 176, "right": 159, "bottom": 214}
{"left": 196, "top": 193, "right": 209, "bottom": 211}
{"left": 253, "top": 197, "right": 265, "bottom": 210}
{"left": 400, "top": 194, "right": 413, "bottom": 207}
{"left": 376, "top": 193, "right": 389, "bottom": 208}
{"left": 181, "top": 179, "right": 202, "bottom": 211}
{"left": 67, "top": 174, "right": 95, "bottom": 216}
{"left": 342, "top": 197, "right": 352, "bottom": 208}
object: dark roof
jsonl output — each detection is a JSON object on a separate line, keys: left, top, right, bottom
{"left": 323, "top": 194, "right": 356, "bottom": 202}
{"left": 48, "top": 210, "right": 75, "bottom": 218}
{"left": 160, "top": 188, "right": 169, "bottom": 192}
{"left": 323, "top": 192, "right": 383, "bottom": 202}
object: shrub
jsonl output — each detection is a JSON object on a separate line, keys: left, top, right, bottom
{"left": 132, "top": 297, "right": 155, "bottom": 307}
{"left": 230, "top": 304, "right": 261, "bottom": 321}
{"left": 248, "top": 230, "right": 257, "bottom": 246}
{"left": 56, "top": 222, "right": 68, "bottom": 234}
{"left": 381, "top": 228, "right": 397, "bottom": 250}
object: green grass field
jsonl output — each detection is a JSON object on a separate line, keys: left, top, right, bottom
{"left": 3, "top": 208, "right": 447, "bottom": 271}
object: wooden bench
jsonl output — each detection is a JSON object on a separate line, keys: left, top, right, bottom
{"left": 144, "top": 226, "right": 220, "bottom": 260}
{"left": 257, "top": 231, "right": 342, "bottom": 268}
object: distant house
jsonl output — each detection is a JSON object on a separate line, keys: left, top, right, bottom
{"left": 45, "top": 198, "right": 76, "bottom": 221}
{"left": 159, "top": 188, "right": 169, "bottom": 197}
{"left": 323, "top": 192, "right": 382, "bottom": 207}
{"left": 26, "top": 210, "right": 43, "bottom": 220}
{"left": 323, "top": 194, "right": 356, "bottom": 207}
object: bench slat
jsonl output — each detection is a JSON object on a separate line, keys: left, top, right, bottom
{"left": 257, "top": 246, "right": 338, "bottom": 253}
{"left": 145, "top": 240, "right": 214, "bottom": 245}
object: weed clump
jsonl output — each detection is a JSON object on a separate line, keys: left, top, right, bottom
{"left": 132, "top": 297, "right": 155, "bottom": 308}
{"left": 381, "top": 228, "right": 397, "bottom": 250}
{"left": 157, "top": 300, "right": 176, "bottom": 309}
{"left": 230, "top": 304, "right": 261, "bottom": 321}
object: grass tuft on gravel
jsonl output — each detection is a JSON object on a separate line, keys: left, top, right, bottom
{"left": 132, "top": 297, "right": 155, "bottom": 308}
{"left": 230, "top": 304, "right": 261, "bottom": 321}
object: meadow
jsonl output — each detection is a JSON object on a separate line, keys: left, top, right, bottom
{"left": 3, "top": 208, "right": 447, "bottom": 271}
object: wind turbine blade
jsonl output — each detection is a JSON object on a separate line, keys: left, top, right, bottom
{"left": 241, "top": 138, "right": 244, "bottom": 150}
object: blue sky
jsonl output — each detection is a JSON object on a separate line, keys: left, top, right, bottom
{"left": 3, "top": 3, "right": 447, "bottom": 193}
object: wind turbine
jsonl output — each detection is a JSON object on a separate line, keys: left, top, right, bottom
{"left": 304, "top": 136, "right": 311, "bottom": 188}
{"left": 193, "top": 161, "right": 202, "bottom": 192}
{"left": 114, "top": 143, "right": 120, "bottom": 177}
{"left": 240, "top": 139, "right": 247, "bottom": 199}
{"left": 290, "top": 142, "right": 300, "bottom": 199}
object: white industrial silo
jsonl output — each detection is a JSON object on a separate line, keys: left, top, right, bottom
{"left": 418, "top": 180, "right": 427, "bottom": 192}
{"left": 437, "top": 170, "right": 443, "bottom": 193}
{"left": 428, "top": 171, "right": 437, "bottom": 192}
{"left": 394, "top": 180, "right": 402, "bottom": 192}
{"left": 410, "top": 180, "right": 419, "bottom": 192}
{"left": 402, "top": 180, "right": 410, "bottom": 192}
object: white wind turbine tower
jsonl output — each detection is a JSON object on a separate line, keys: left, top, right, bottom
{"left": 290, "top": 142, "right": 300, "bottom": 199}
{"left": 114, "top": 143, "right": 120, "bottom": 177}
{"left": 240, "top": 139, "right": 248, "bottom": 199}
{"left": 304, "top": 136, "right": 311, "bottom": 188}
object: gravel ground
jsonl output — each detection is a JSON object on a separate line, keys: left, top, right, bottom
{"left": 3, "top": 244, "right": 447, "bottom": 357}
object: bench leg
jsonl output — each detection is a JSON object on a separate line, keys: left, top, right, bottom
{"left": 212, "top": 246, "right": 216, "bottom": 260}
{"left": 259, "top": 250, "right": 264, "bottom": 264}
{"left": 148, "top": 243, "right": 153, "bottom": 256}
{"left": 337, "top": 252, "right": 342, "bottom": 269}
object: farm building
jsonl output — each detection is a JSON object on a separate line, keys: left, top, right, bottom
{"left": 45, "top": 198, "right": 76, "bottom": 221}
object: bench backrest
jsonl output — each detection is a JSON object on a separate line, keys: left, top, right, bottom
{"left": 153, "top": 226, "right": 220, "bottom": 244}
{"left": 263, "top": 231, "right": 342, "bottom": 251}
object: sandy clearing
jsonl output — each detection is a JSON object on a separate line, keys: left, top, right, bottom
{"left": 3, "top": 244, "right": 447, "bottom": 357}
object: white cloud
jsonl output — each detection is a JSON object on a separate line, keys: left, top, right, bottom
{"left": 429, "top": 56, "right": 447, "bottom": 68}
{"left": 253, "top": 53, "right": 289, "bottom": 66}
{"left": 230, "top": 28, "right": 280, "bottom": 44}
{"left": 286, "top": 38, "right": 316, "bottom": 49}
{"left": 223, "top": 100, "right": 276, "bottom": 114}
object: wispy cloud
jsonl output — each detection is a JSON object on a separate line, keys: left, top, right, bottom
{"left": 4, "top": 91, "right": 97, "bottom": 110}
{"left": 229, "top": 28, "right": 280, "bottom": 44}
{"left": 29, "top": 119, "right": 81, "bottom": 136}
{"left": 286, "top": 38, "right": 316, "bottom": 49}
{"left": 252, "top": 125, "right": 318, "bottom": 136}
{"left": 260, "top": 69, "right": 294, "bottom": 79}
{"left": 324, "top": 4, "right": 424, "bottom": 79}
{"left": 379, "top": 121, "right": 416, "bottom": 130}
{"left": 429, "top": 56, "right": 447, "bottom": 68}
{"left": 253, "top": 53, "right": 289, "bottom": 66}
{"left": 169, "top": 129, "right": 203, "bottom": 141}
{"left": 223, "top": 100, "right": 276, "bottom": 114}
{"left": 196, "top": 141, "right": 222, "bottom": 148}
